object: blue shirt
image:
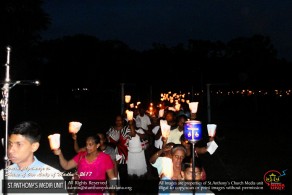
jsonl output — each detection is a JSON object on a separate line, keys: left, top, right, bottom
{"left": 4, "top": 156, "right": 63, "bottom": 179}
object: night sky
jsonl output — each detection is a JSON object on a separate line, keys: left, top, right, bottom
{"left": 42, "top": 0, "right": 292, "bottom": 61}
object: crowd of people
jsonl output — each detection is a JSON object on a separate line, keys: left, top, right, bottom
{"left": 101, "top": 103, "right": 215, "bottom": 194}
{"left": 0, "top": 102, "right": 217, "bottom": 194}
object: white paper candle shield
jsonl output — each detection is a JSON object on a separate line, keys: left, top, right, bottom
{"left": 189, "top": 102, "right": 199, "bottom": 113}
{"left": 207, "top": 140, "right": 218, "bottom": 155}
{"left": 161, "top": 157, "right": 173, "bottom": 178}
{"left": 175, "top": 103, "right": 181, "bottom": 111}
{"left": 168, "top": 107, "right": 175, "bottom": 112}
{"left": 160, "top": 120, "right": 170, "bottom": 138}
{"left": 125, "top": 95, "right": 131, "bottom": 103}
{"left": 130, "top": 103, "right": 134, "bottom": 108}
{"left": 160, "top": 119, "right": 167, "bottom": 127}
{"left": 158, "top": 109, "right": 164, "bottom": 118}
{"left": 69, "top": 121, "right": 82, "bottom": 134}
{"left": 48, "top": 133, "right": 60, "bottom": 150}
{"left": 207, "top": 124, "right": 217, "bottom": 137}
{"left": 126, "top": 110, "right": 134, "bottom": 121}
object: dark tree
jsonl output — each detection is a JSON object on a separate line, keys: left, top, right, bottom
{"left": 0, "top": 0, "right": 51, "bottom": 79}
{"left": 38, "top": 34, "right": 139, "bottom": 87}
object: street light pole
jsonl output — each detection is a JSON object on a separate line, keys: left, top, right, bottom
{"left": 1, "top": 46, "right": 11, "bottom": 195}
{"left": 1, "top": 46, "right": 40, "bottom": 194}
{"left": 121, "top": 83, "right": 125, "bottom": 114}
{"left": 206, "top": 83, "right": 229, "bottom": 123}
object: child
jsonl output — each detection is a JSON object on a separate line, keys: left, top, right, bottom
{"left": 180, "top": 162, "right": 215, "bottom": 195}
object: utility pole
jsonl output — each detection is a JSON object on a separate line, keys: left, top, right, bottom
{"left": 121, "top": 83, "right": 125, "bottom": 114}
{"left": 206, "top": 83, "right": 229, "bottom": 123}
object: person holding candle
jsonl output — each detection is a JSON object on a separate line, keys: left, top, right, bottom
{"left": 0, "top": 121, "right": 66, "bottom": 195}
{"left": 166, "top": 114, "right": 187, "bottom": 144}
{"left": 135, "top": 105, "right": 152, "bottom": 132}
{"left": 180, "top": 134, "right": 207, "bottom": 181}
{"left": 153, "top": 143, "right": 187, "bottom": 180}
{"left": 149, "top": 141, "right": 175, "bottom": 179}
{"left": 151, "top": 116, "right": 163, "bottom": 151}
{"left": 127, "top": 118, "right": 148, "bottom": 178}
{"left": 106, "top": 114, "right": 131, "bottom": 190}
{"left": 150, "top": 141, "right": 175, "bottom": 195}
{"left": 156, "top": 144, "right": 187, "bottom": 195}
{"left": 72, "top": 132, "right": 118, "bottom": 178}
{"left": 53, "top": 134, "right": 116, "bottom": 195}
{"left": 135, "top": 105, "right": 153, "bottom": 151}
{"left": 171, "top": 144, "right": 187, "bottom": 180}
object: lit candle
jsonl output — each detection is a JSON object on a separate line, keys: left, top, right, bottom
{"left": 48, "top": 133, "right": 60, "bottom": 150}
{"left": 159, "top": 109, "right": 164, "bottom": 118}
{"left": 160, "top": 120, "right": 170, "bottom": 138}
{"left": 207, "top": 124, "right": 217, "bottom": 137}
{"left": 130, "top": 103, "right": 134, "bottom": 108}
{"left": 175, "top": 103, "right": 181, "bottom": 111}
{"left": 127, "top": 110, "right": 134, "bottom": 121}
{"left": 125, "top": 95, "right": 131, "bottom": 103}
{"left": 69, "top": 121, "right": 82, "bottom": 134}
{"left": 189, "top": 102, "right": 199, "bottom": 113}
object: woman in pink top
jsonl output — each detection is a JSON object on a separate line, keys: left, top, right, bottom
{"left": 53, "top": 135, "right": 115, "bottom": 195}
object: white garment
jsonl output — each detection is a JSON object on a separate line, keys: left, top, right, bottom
{"left": 135, "top": 114, "right": 151, "bottom": 130}
{"left": 127, "top": 129, "right": 147, "bottom": 176}
{"left": 166, "top": 127, "right": 183, "bottom": 144}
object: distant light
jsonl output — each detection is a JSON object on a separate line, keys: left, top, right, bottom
{"left": 72, "top": 88, "right": 89, "bottom": 92}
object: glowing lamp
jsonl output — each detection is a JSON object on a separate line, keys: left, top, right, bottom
{"left": 69, "top": 121, "right": 82, "bottom": 134}
{"left": 189, "top": 102, "right": 199, "bottom": 113}
{"left": 48, "top": 133, "right": 60, "bottom": 150}
{"left": 125, "top": 95, "right": 131, "bottom": 103}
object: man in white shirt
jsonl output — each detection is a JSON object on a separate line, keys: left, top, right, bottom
{"left": 135, "top": 106, "right": 152, "bottom": 131}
